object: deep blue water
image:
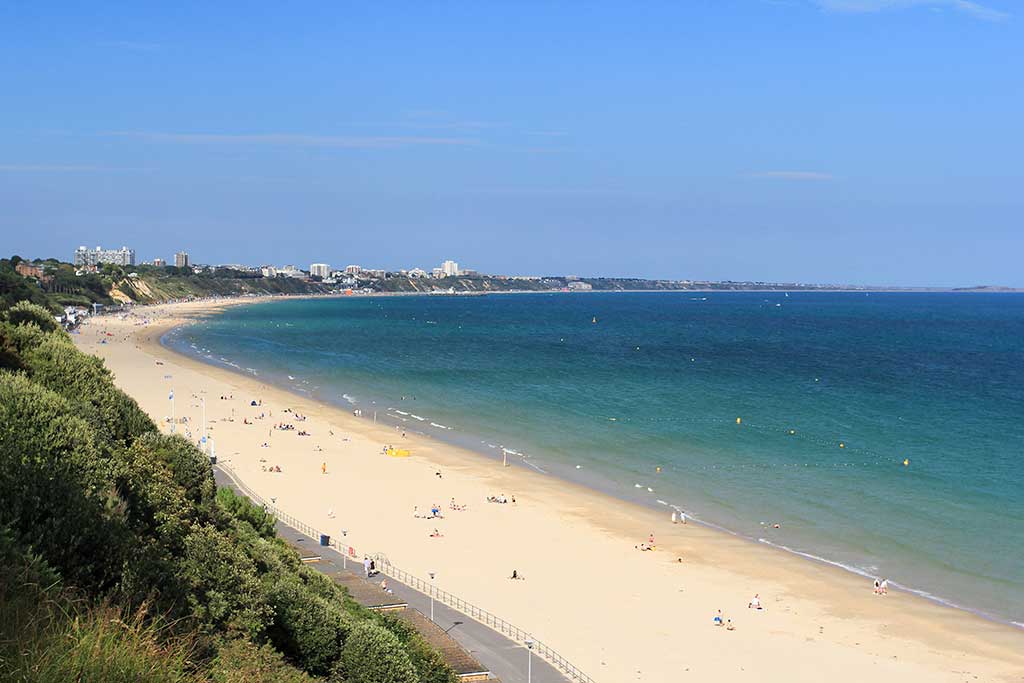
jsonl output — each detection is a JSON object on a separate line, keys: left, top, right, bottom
{"left": 165, "top": 292, "right": 1024, "bottom": 625}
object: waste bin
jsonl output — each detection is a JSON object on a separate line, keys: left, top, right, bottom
{"left": 320, "top": 534, "right": 330, "bottom": 547}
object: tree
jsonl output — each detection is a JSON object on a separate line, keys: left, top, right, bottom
{"left": 0, "top": 323, "right": 25, "bottom": 371}
{"left": 5, "top": 301, "right": 59, "bottom": 332}
{"left": 179, "top": 523, "right": 272, "bottom": 639}
{"left": 19, "top": 331, "right": 156, "bottom": 446}
{"left": 337, "top": 622, "right": 418, "bottom": 683}
{"left": 0, "top": 372, "right": 131, "bottom": 591}
{"left": 216, "top": 487, "right": 276, "bottom": 539}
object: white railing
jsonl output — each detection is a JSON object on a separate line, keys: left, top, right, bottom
{"left": 216, "top": 462, "right": 594, "bottom": 683}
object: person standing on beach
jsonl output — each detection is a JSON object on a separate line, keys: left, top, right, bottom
{"left": 363, "top": 556, "right": 371, "bottom": 578}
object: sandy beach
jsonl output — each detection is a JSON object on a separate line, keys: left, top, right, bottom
{"left": 75, "top": 298, "right": 1024, "bottom": 683}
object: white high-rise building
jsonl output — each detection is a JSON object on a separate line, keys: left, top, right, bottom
{"left": 73, "top": 245, "right": 136, "bottom": 267}
{"left": 442, "top": 260, "right": 459, "bottom": 277}
{"left": 310, "top": 263, "right": 331, "bottom": 278}
{"left": 175, "top": 251, "right": 190, "bottom": 268}
{"left": 345, "top": 265, "right": 362, "bottom": 275}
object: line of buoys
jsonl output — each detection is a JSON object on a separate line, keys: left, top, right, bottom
{"left": 584, "top": 412, "right": 910, "bottom": 469}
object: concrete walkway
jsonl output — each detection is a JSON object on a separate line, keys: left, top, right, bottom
{"left": 214, "top": 467, "right": 572, "bottom": 683}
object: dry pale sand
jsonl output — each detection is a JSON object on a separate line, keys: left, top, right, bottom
{"left": 75, "top": 299, "right": 1024, "bottom": 683}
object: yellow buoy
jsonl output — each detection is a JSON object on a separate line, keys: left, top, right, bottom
{"left": 839, "top": 442, "right": 845, "bottom": 449}
{"left": 736, "top": 417, "right": 742, "bottom": 425}
{"left": 903, "top": 458, "right": 909, "bottom": 467}
{"left": 656, "top": 466, "right": 662, "bottom": 473}
{"left": 788, "top": 429, "right": 796, "bottom": 435}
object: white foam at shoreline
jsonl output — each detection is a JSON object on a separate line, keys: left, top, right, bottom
{"left": 755, "top": 538, "right": 1001, "bottom": 620}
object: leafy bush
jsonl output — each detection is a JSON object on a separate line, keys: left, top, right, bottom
{"left": 377, "top": 613, "right": 459, "bottom": 683}
{"left": 337, "top": 621, "right": 419, "bottom": 683}
{"left": 18, "top": 330, "right": 156, "bottom": 445}
{"left": 209, "top": 637, "right": 316, "bottom": 683}
{"left": 180, "top": 523, "right": 272, "bottom": 639}
{"left": 4, "top": 300, "right": 59, "bottom": 332}
{"left": 216, "top": 487, "right": 276, "bottom": 539}
{"left": 0, "top": 372, "right": 130, "bottom": 592}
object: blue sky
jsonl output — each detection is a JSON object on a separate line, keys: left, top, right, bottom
{"left": 1, "top": 1, "right": 1021, "bottom": 286}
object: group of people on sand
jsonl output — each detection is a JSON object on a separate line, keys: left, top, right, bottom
{"left": 261, "top": 464, "right": 282, "bottom": 473}
{"left": 636, "top": 533, "right": 657, "bottom": 551}
{"left": 412, "top": 505, "right": 444, "bottom": 519}
{"left": 486, "top": 494, "right": 514, "bottom": 504}
{"left": 712, "top": 593, "right": 765, "bottom": 631}
{"left": 713, "top": 610, "right": 736, "bottom": 630}
{"left": 873, "top": 578, "right": 890, "bottom": 595}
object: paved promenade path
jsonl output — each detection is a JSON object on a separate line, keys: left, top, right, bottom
{"left": 214, "top": 467, "right": 573, "bottom": 683}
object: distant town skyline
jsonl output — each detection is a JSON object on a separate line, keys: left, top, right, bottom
{"left": 2, "top": 2, "right": 1022, "bottom": 287}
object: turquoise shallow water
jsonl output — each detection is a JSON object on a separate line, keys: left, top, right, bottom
{"left": 164, "top": 292, "right": 1024, "bottom": 625}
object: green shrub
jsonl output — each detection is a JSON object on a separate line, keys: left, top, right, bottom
{"left": 216, "top": 487, "right": 276, "bottom": 539}
{"left": 4, "top": 300, "right": 58, "bottom": 332}
{"left": 336, "top": 621, "right": 418, "bottom": 683}
{"left": 376, "top": 613, "right": 458, "bottom": 683}
{"left": 179, "top": 524, "right": 272, "bottom": 640}
{"left": 0, "top": 322, "right": 26, "bottom": 371}
{"left": 264, "top": 572, "right": 353, "bottom": 676}
{"left": 0, "top": 372, "right": 131, "bottom": 592}
{"left": 18, "top": 331, "right": 155, "bottom": 446}
{"left": 209, "top": 637, "right": 315, "bottom": 683}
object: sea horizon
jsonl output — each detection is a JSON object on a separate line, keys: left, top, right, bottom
{"left": 162, "top": 290, "right": 1024, "bottom": 628}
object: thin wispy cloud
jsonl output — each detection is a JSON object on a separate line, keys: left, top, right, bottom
{"left": 104, "top": 131, "right": 479, "bottom": 148}
{"left": 749, "top": 171, "right": 835, "bottom": 181}
{"left": 96, "top": 40, "right": 162, "bottom": 51}
{"left": 0, "top": 164, "right": 109, "bottom": 172}
{"left": 813, "top": 0, "right": 1008, "bottom": 21}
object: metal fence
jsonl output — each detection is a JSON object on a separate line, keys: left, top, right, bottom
{"left": 216, "top": 463, "right": 594, "bottom": 683}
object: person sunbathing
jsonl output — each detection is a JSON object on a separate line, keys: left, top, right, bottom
{"left": 429, "top": 529, "right": 443, "bottom": 538}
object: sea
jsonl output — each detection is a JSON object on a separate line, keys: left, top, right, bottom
{"left": 163, "top": 291, "right": 1024, "bottom": 626}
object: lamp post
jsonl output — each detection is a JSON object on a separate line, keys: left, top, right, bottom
{"left": 525, "top": 638, "right": 534, "bottom": 683}
{"left": 428, "top": 571, "right": 436, "bottom": 622}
